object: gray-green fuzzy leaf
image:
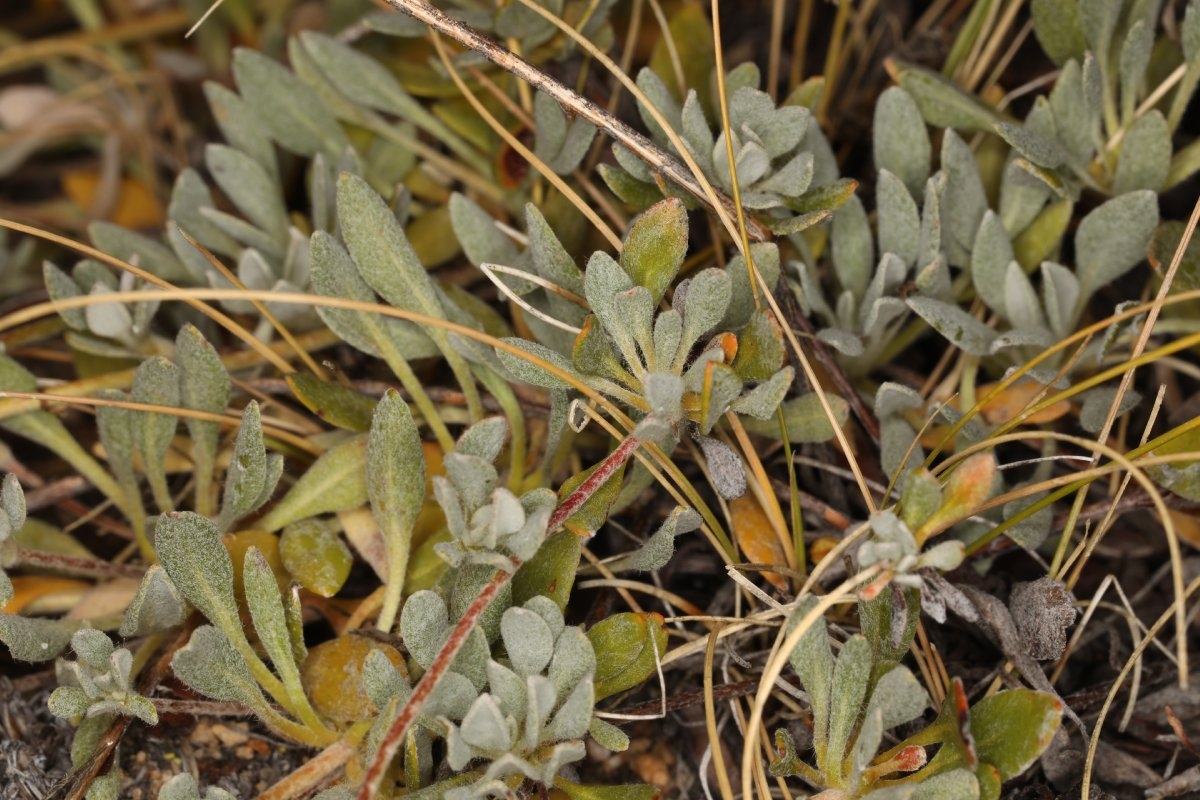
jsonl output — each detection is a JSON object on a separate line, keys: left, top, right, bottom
{"left": 171, "top": 625, "right": 264, "bottom": 706}
{"left": 338, "top": 173, "right": 449, "bottom": 336}
{"left": 890, "top": 60, "right": 1003, "bottom": 132}
{"left": 120, "top": 565, "right": 186, "bottom": 637}
{"left": 502, "top": 606, "right": 555, "bottom": 677}
{"left": 971, "top": 211, "right": 1015, "bottom": 316}
{"left": 219, "top": 402, "right": 269, "bottom": 531}
{"left": 1031, "top": 0, "right": 1087, "bottom": 66}
{"left": 154, "top": 512, "right": 240, "bottom": 637}
{"left": 1114, "top": 110, "right": 1170, "bottom": 194}
{"left": 787, "top": 596, "right": 832, "bottom": 745}
{"left": 131, "top": 357, "right": 180, "bottom": 511}
{"left": 257, "top": 435, "right": 368, "bottom": 532}
{"left": 205, "top": 144, "right": 288, "bottom": 245}
{"left": 243, "top": 546, "right": 301, "bottom": 690}
{"left": 877, "top": 170, "right": 920, "bottom": 266}
{"left": 0, "top": 615, "right": 79, "bottom": 661}
{"left": 497, "top": 337, "right": 577, "bottom": 391}
{"left": 940, "top": 131, "right": 988, "bottom": 266}
{"left": 366, "top": 389, "right": 425, "bottom": 594}
{"left": 826, "top": 634, "right": 872, "bottom": 771}
{"left": 832, "top": 196, "right": 874, "bottom": 299}
{"left": 1075, "top": 190, "right": 1158, "bottom": 299}
{"left": 309, "top": 231, "right": 439, "bottom": 360}
{"left": 907, "top": 296, "right": 997, "bottom": 356}
{"left": 232, "top": 48, "right": 348, "bottom": 158}
{"left": 621, "top": 198, "right": 688, "bottom": 305}
{"left": 874, "top": 88, "right": 931, "bottom": 199}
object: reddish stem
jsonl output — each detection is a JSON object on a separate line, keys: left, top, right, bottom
{"left": 356, "top": 435, "right": 641, "bottom": 798}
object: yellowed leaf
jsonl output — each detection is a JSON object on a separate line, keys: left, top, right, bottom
{"left": 730, "top": 494, "right": 788, "bottom": 590}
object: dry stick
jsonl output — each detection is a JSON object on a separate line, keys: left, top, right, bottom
{"left": 377, "top": 0, "right": 769, "bottom": 243}
{"left": 356, "top": 435, "right": 642, "bottom": 799}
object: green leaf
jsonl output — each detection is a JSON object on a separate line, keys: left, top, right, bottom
{"left": 914, "top": 452, "right": 997, "bottom": 542}
{"left": 120, "top": 565, "right": 186, "bottom": 637}
{"left": 155, "top": 512, "right": 240, "bottom": 637}
{"left": 907, "top": 296, "right": 997, "bottom": 356}
{"left": 243, "top": 546, "right": 302, "bottom": 692}
{"left": 887, "top": 59, "right": 1003, "bottom": 132}
{"left": 585, "top": 718, "right": 631, "bottom": 754}
{"left": 258, "top": 435, "right": 368, "bottom": 532}
{"left": 589, "top": 612, "right": 668, "bottom": 701}
{"left": 0, "top": 615, "right": 79, "bottom": 661}
{"left": 177, "top": 324, "right": 231, "bottom": 515}
{"left": 826, "top": 635, "right": 872, "bottom": 774}
{"left": 286, "top": 373, "right": 376, "bottom": 433}
{"left": 733, "top": 309, "right": 785, "bottom": 382}
{"left": 43, "top": 261, "right": 86, "bottom": 330}
{"left": 172, "top": 625, "right": 265, "bottom": 706}
{"left": 1118, "top": 20, "right": 1153, "bottom": 123}
{"left": 1075, "top": 190, "right": 1159, "bottom": 300}
{"left": 831, "top": 195, "right": 874, "bottom": 298}
{"left": 877, "top": 170, "right": 920, "bottom": 266}
{"left": 219, "top": 402, "right": 272, "bottom": 531}
{"left": 787, "top": 596, "right": 833, "bottom": 747}
{"left": 337, "top": 173, "right": 447, "bottom": 333}
{"left": 1149, "top": 221, "right": 1200, "bottom": 293}
{"left": 309, "top": 230, "right": 439, "bottom": 360}
{"left": 205, "top": 144, "right": 288, "bottom": 244}
{"left": 367, "top": 390, "right": 425, "bottom": 628}
{"left": 279, "top": 518, "right": 351, "bottom": 598}
{"left": 1014, "top": 198, "right": 1072, "bottom": 271}
{"left": 620, "top": 198, "right": 688, "bottom": 305}
{"left": 970, "top": 689, "right": 1063, "bottom": 780}
{"left": 742, "top": 392, "right": 849, "bottom": 443}
{"left": 232, "top": 48, "right": 349, "bottom": 159}
{"left": 939, "top": 132, "right": 988, "bottom": 268}
{"left": 994, "top": 121, "right": 1066, "bottom": 169}
{"left": 131, "top": 356, "right": 180, "bottom": 513}
{"left": 874, "top": 88, "right": 931, "bottom": 199}
{"left": 1114, "top": 110, "right": 1171, "bottom": 194}
{"left": 512, "top": 530, "right": 582, "bottom": 611}
{"left": 1031, "top": 0, "right": 1087, "bottom": 65}
{"left": 497, "top": 337, "right": 577, "bottom": 390}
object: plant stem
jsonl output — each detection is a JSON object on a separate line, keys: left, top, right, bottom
{"left": 358, "top": 435, "right": 643, "bottom": 798}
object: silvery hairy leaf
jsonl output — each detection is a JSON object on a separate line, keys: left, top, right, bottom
{"left": 172, "top": 625, "right": 264, "bottom": 707}
{"left": 1031, "top": 0, "right": 1087, "bottom": 66}
{"left": 131, "top": 356, "right": 180, "bottom": 512}
{"left": 995, "top": 121, "right": 1067, "bottom": 169}
{"left": 400, "top": 590, "right": 448, "bottom": 671}
{"left": 1075, "top": 190, "right": 1158, "bottom": 300}
{"left": 232, "top": 48, "right": 348, "bottom": 159}
{"left": 0, "top": 615, "right": 79, "bottom": 661}
{"left": 533, "top": 91, "right": 597, "bottom": 174}
{"left": 832, "top": 195, "right": 874, "bottom": 299}
{"left": 243, "top": 546, "right": 301, "bottom": 689}
{"left": 1118, "top": 19, "right": 1153, "bottom": 122}
{"left": 501, "top": 606, "right": 555, "bottom": 677}
{"left": 940, "top": 131, "right": 988, "bottom": 267}
{"left": 787, "top": 596, "right": 832, "bottom": 742}
{"left": 1114, "top": 110, "right": 1170, "bottom": 194}
{"left": 877, "top": 170, "right": 920, "bottom": 267}
{"left": 907, "top": 297, "right": 996, "bottom": 356}
{"left": 120, "top": 565, "right": 186, "bottom": 637}
{"left": 874, "top": 87, "right": 931, "bottom": 200}
{"left": 155, "top": 512, "right": 240, "bottom": 637}
{"left": 309, "top": 231, "right": 439, "bottom": 360}
{"left": 1049, "top": 60, "right": 1098, "bottom": 166}
{"left": 218, "top": 402, "right": 276, "bottom": 531}
{"left": 205, "top": 144, "right": 288, "bottom": 245}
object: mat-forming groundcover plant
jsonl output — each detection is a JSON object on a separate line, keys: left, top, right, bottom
{"left": 1, "top": 0, "right": 1199, "bottom": 798}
